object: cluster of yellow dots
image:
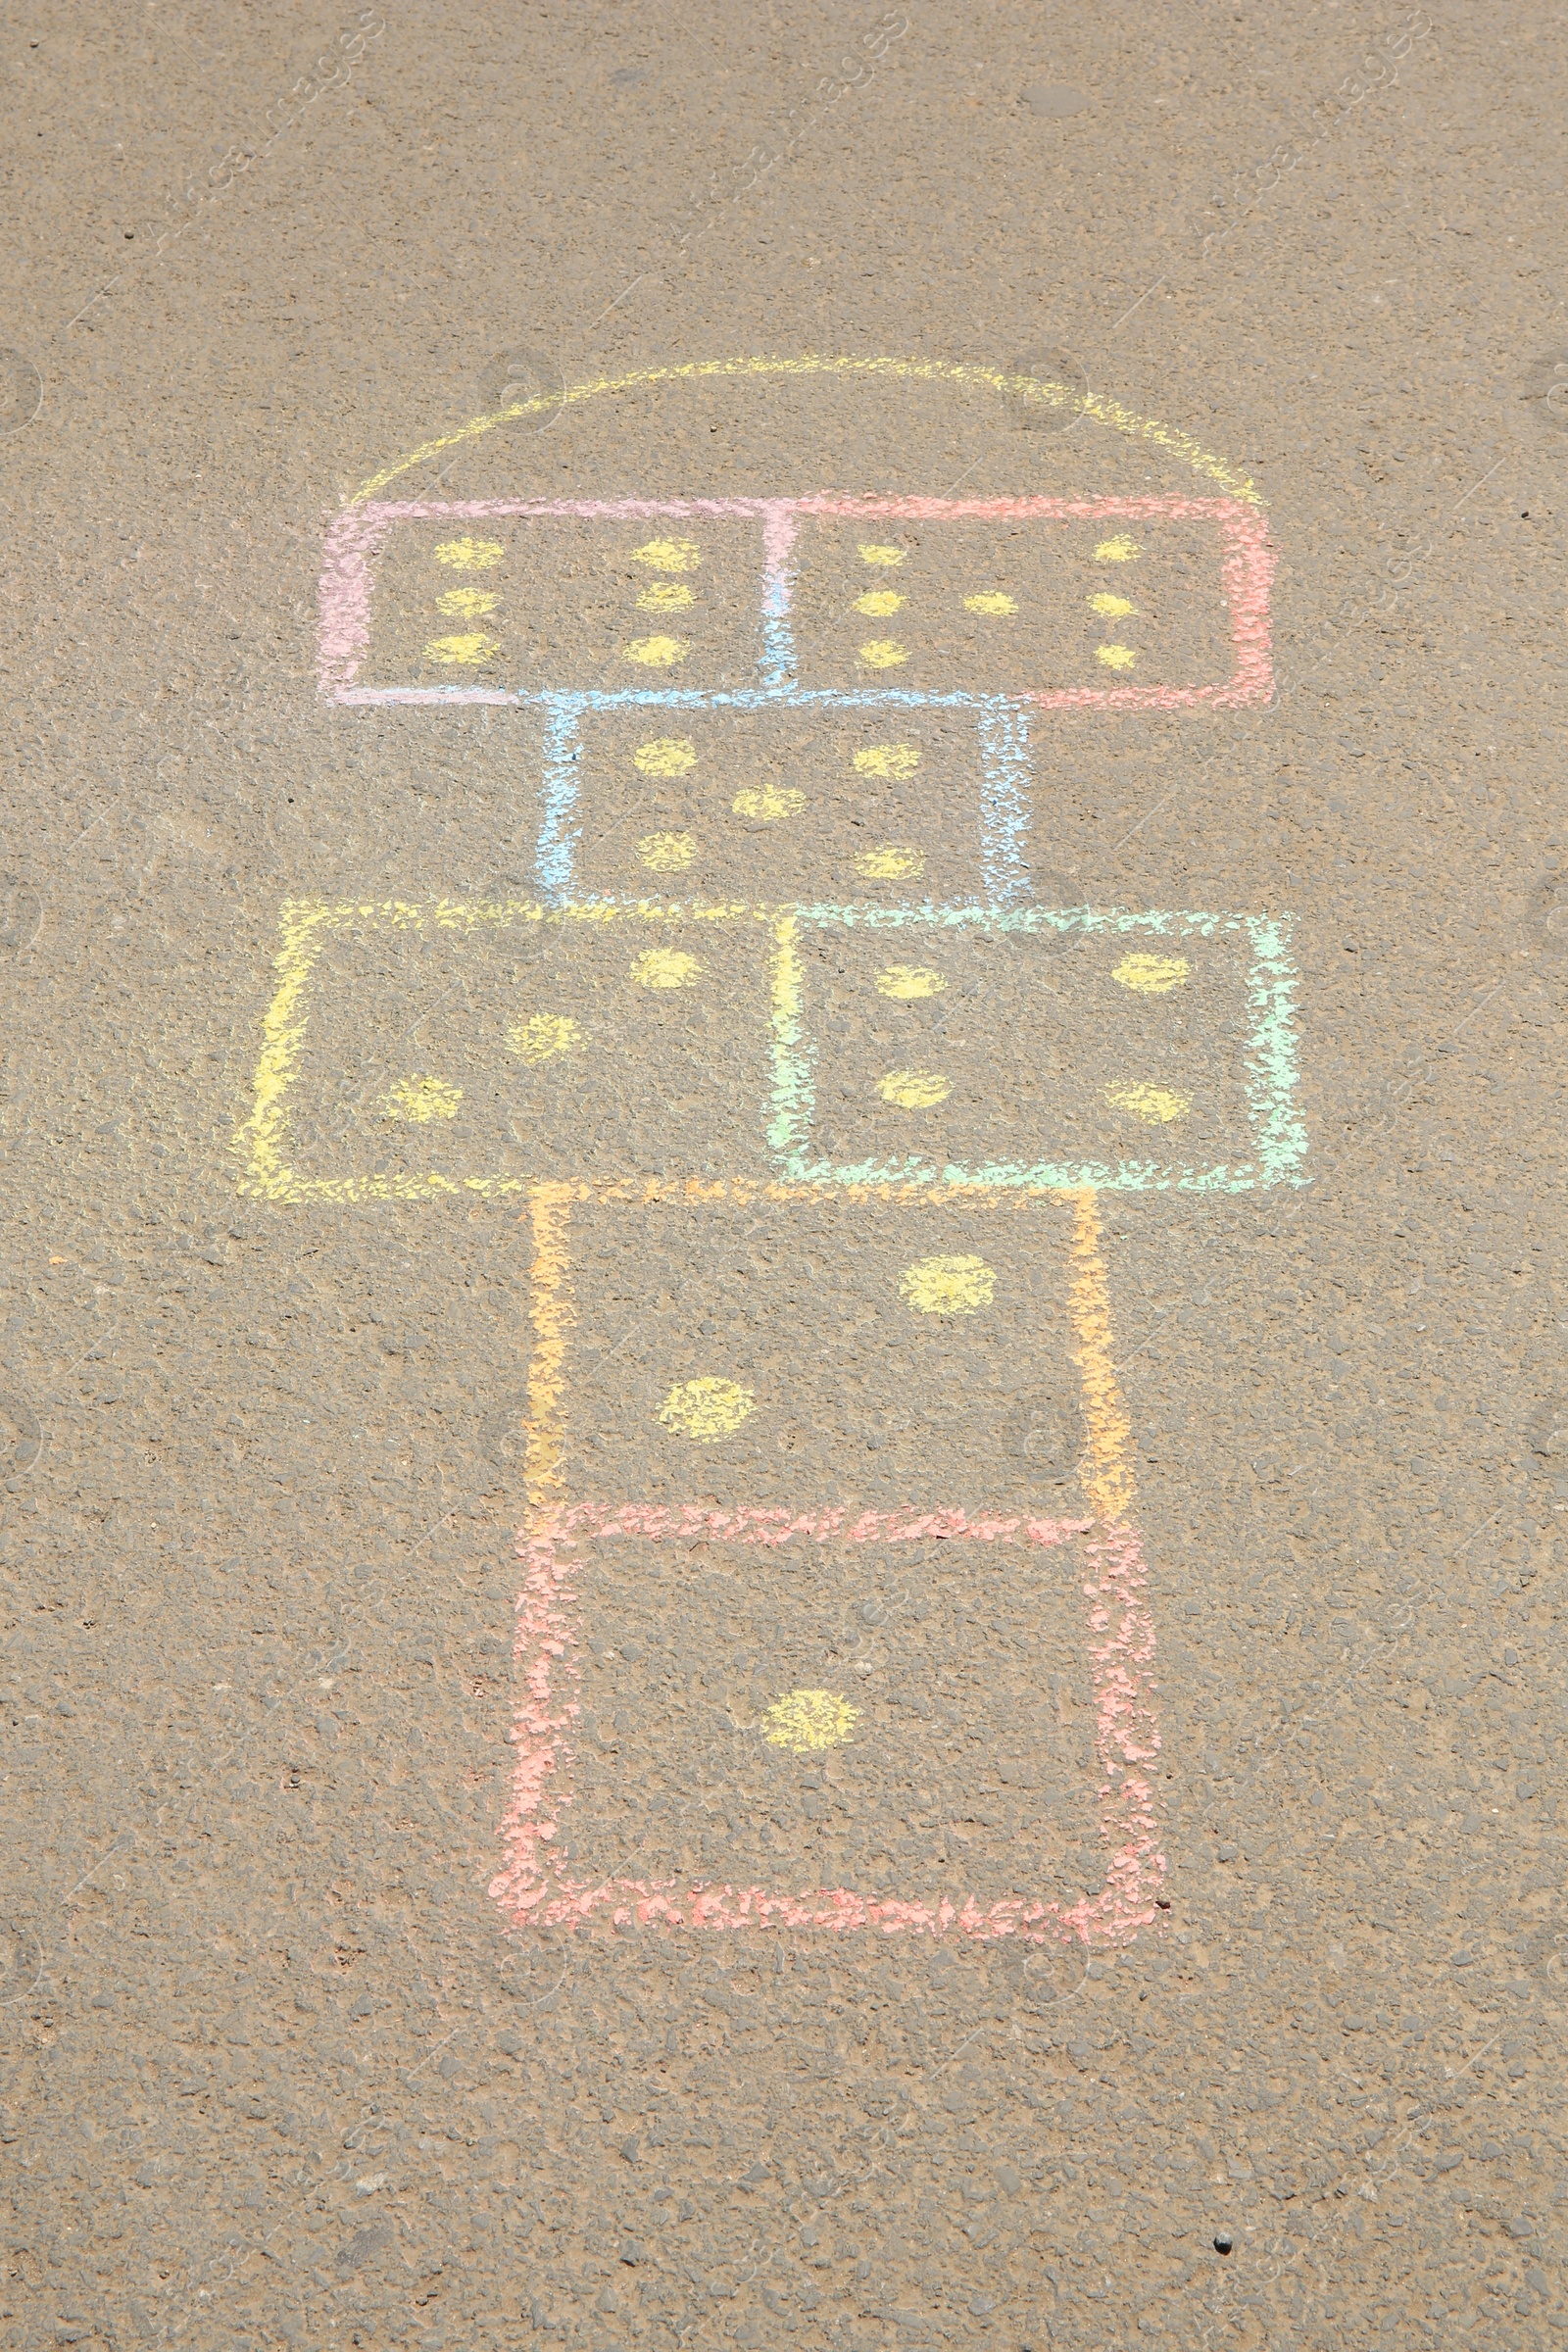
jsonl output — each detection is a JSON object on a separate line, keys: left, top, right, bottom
{"left": 850, "top": 540, "right": 1013, "bottom": 671}
{"left": 374, "top": 949, "right": 1195, "bottom": 1126}
{"left": 424, "top": 535, "right": 507, "bottom": 665}
{"left": 844, "top": 534, "right": 1144, "bottom": 674}
{"left": 622, "top": 732, "right": 928, "bottom": 883}
{"left": 865, "top": 949, "right": 1193, "bottom": 1124}
{"left": 620, "top": 537, "right": 702, "bottom": 668}
{"left": 419, "top": 528, "right": 1145, "bottom": 672}
{"left": 1089, "top": 533, "right": 1141, "bottom": 671}
{"left": 422, "top": 531, "right": 706, "bottom": 670}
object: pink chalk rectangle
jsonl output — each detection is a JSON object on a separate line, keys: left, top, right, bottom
{"left": 318, "top": 493, "right": 1272, "bottom": 710}
{"left": 487, "top": 1499, "right": 1165, "bottom": 1946}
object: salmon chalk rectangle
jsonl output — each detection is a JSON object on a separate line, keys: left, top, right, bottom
{"left": 487, "top": 1186, "right": 1166, "bottom": 1949}
{"left": 318, "top": 494, "right": 1273, "bottom": 714}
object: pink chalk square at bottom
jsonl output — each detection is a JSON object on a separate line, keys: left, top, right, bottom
{"left": 488, "top": 1500, "right": 1164, "bottom": 1946}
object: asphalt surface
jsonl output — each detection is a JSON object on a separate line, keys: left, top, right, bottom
{"left": 1, "top": 4, "right": 1566, "bottom": 2347}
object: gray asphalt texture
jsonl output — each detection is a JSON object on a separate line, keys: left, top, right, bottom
{"left": 2, "top": 4, "right": 1566, "bottom": 2348}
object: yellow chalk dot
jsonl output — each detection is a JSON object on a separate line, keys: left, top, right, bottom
{"left": 877, "top": 1068, "right": 952, "bottom": 1109}
{"left": 382, "top": 1074, "right": 462, "bottom": 1122}
{"left": 1113, "top": 954, "right": 1190, "bottom": 995}
{"left": 762, "top": 1689, "right": 859, "bottom": 1753}
{"left": 901, "top": 1253, "right": 996, "bottom": 1315}
{"left": 858, "top": 639, "right": 908, "bottom": 669}
{"left": 632, "top": 947, "right": 703, "bottom": 990}
{"left": 424, "top": 633, "right": 498, "bottom": 665}
{"left": 855, "top": 589, "right": 905, "bottom": 616}
{"left": 876, "top": 964, "right": 947, "bottom": 1000}
{"left": 1094, "top": 535, "right": 1140, "bottom": 563}
{"left": 855, "top": 844, "right": 924, "bottom": 880}
{"left": 637, "top": 831, "right": 698, "bottom": 872}
{"left": 635, "top": 737, "right": 697, "bottom": 777}
{"left": 1104, "top": 1082, "right": 1192, "bottom": 1124}
{"left": 963, "top": 593, "right": 1017, "bottom": 615}
{"left": 1096, "top": 644, "right": 1138, "bottom": 670}
{"left": 624, "top": 635, "right": 688, "bottom": 666}
{"left": 434, "top": 536, "right": 505, "bottom": 569}
{"left": 631, "top": 537, "right": 701, "bottom": 571}
{"left": 853, "top": 743, "right": 921, "bottom": 780}
{"left": 659, "top": 1377, "right": 756, "bottom": 1443}
{"left": 637, "top": 582, "right": 696, "bottom": 612}
{"left": 1089, "top": 592, "right": 1137, "bottom": 617}
{"left": 732, "top": 785, "right": 807, "bottom": 822}
{"left": 509, "top": 1013, "right": 583, "bottom": 1063}
{"left": 858, "top": 544, "right": 906, "bottom": 566}
{"left": 435, "top": 588, "right": 499, "bottom": 617}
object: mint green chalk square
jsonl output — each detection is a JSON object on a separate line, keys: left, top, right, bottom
{"left": 767, "top": 904, "right": 1305, "bottom": 1194}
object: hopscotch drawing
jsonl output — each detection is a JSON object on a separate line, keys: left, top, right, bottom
{"left": 242, "top": 357, "right": 1301, "bottom": 1946}
{"left": 318, "top": 489, "right": 1275, "bottom": 907}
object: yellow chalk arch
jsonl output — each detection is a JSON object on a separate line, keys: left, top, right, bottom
{"left": 876, "top": 963, "right": 946, "bottom": 1000}
{"left": 762, "top": 1689, "right": 859, "bottom": 1752}
{"left": 901, "top": 1253, "right": 995, "bottom": 1315}
{"left": 858, "top": 543, "right": 906, "bottom": 566}
{"left": 635, "top": 737, "right": 697, "bottom": 776}
{"left": 382, "top": 1074, "right": 462, "bottom": 1122}
{"left": 1113, "top": 954, "right": 1190, "bottom": 995}
{"left": 877, "top": 1067, "right": 952, "bottom": 1108}
{"left": 348, "top": 358, "right": 1263, "bottom": 513}
{"left": 509, "top": 1013, "right": 584, "bottom": 1062}
{"left": 659, "top": 1377, "right": 756, "bottom": 1443}
{"left": 853, "top": 743, "right": 920, "bottom": 780}
{"left": 632, "top": 537, "right": 702, "bottom": 571}
{"left": 632, "top": 947, "right": 703, "bottom": 989}
{"left": 434, "top": 536, "right": 505, "bottom": 568}
{"left": 1104, "top": 1082, "right": 1192, "bottom": 1124}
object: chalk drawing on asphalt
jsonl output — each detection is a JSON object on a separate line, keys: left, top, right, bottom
{"left": 249, "top": 354, "right": 1303, "bottom": 1944}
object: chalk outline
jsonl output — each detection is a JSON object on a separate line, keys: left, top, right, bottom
{"left": 289, "top": 356, "right": 1279, "bottom": 1950}
{"left": 342, "top": 354, "right": 1263, "bottom": 510}
{"left": 769, "top": 902, "right": 1305, "bottom": 1193}
{"left": 487, "top": 1183, "right": 1164, "bottom": 1946}
{"left": 318, "top": 495, "right": 1272, "bottom": 910}
{"left": 318, "top": 493, "right": 1272, "bottom": 710}
{"left": 230, "top": 897, "right": 1305, "bottom": 1202}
